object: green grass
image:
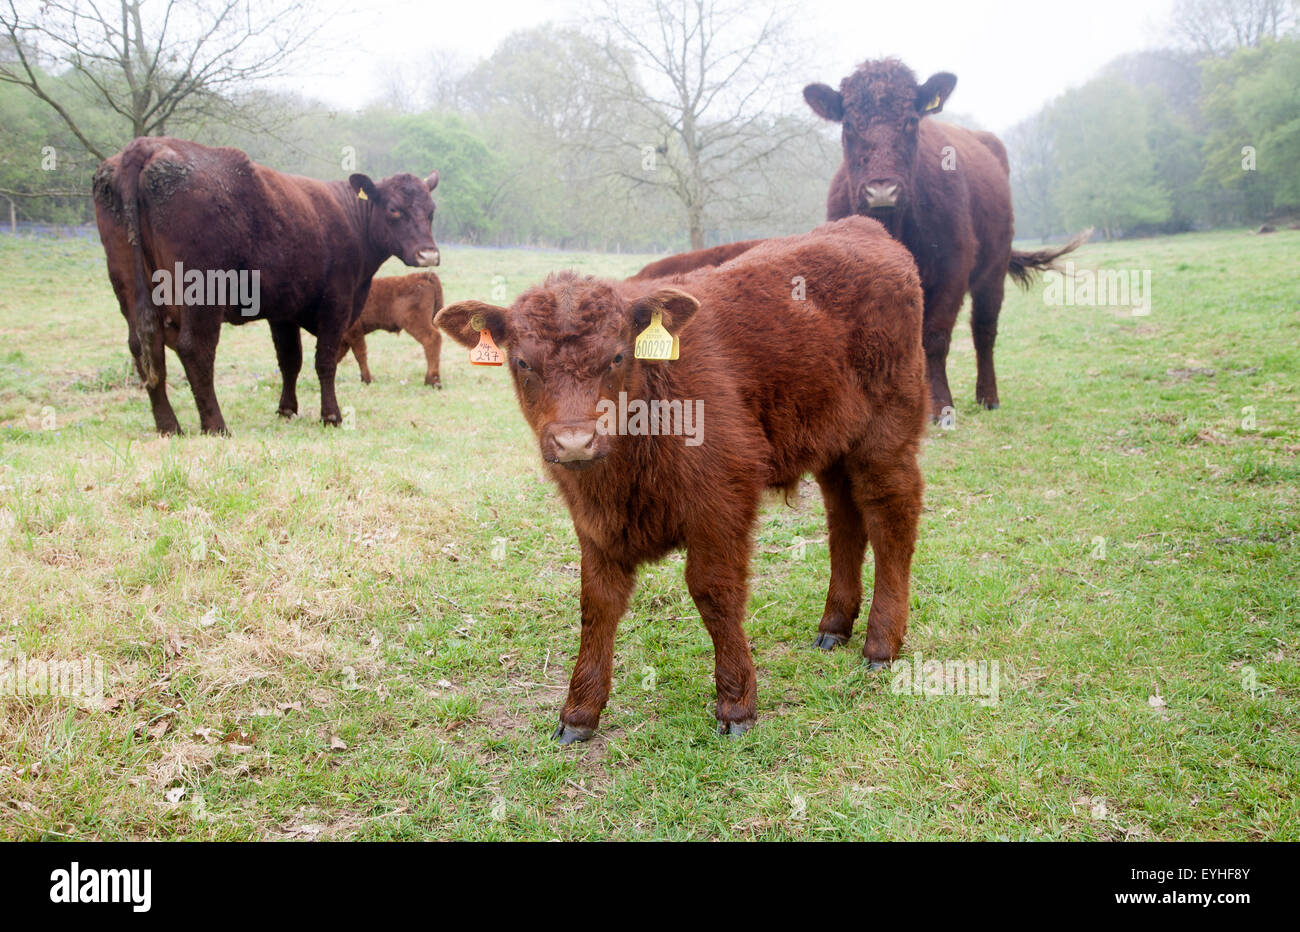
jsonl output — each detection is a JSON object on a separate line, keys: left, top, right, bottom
{"left": 0, "top": 228, "right": 1297, "bottom": 840}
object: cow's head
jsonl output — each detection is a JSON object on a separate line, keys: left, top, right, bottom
{"left": 435, "top": 273, "right": 700, "bottom": 471}
{"left": 804, "top": 59, "right": 956, "bottom": 231}
{"left": 349, "top": 171, "right": 441, "bottom": 267}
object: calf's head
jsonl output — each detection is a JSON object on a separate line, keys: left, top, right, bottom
{"left": 805, "top": 59, "right": 956, "bottom": 230}
{"left": 436, "top": 272, "right": 700, "bottom": 471}
{"left": 349, "top": 171, "right": 441, "bottom": 267}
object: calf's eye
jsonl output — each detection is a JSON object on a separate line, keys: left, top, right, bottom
{"left": 516, "top": 358, "right": 530, "bottom": 371}
{"left": 612, "top": 353, "right": 624, "bottom": 366}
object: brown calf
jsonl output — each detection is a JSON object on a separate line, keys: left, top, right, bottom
{"left": 436, "top": 216, "right": 928, "bottom": 742}
{"left": 338, "top": 271, "right": 444, "bottom": 387}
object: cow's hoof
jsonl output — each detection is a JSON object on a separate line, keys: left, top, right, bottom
{"left": 813, "top": 632, "right": 848, "bottom": 651}
{"left": 277, "top": 407, "right": 296, "bottom": 419}
{"left": 552, "top": 723, "right": 595, "bottom": 745}
{"left": 866, "top": 660, "right": 892, "bottom": 672}
{"left": 718, "top": 719, "right": 756, "bottom": 737}
{"left": 980, "top": 400, "right": 1000, "bottom": 410}
{"left": 361, "top": 376, "right": 373, "bottom": 385}
{"left": 322, "top": 415, "right": 342, "bottom": 428}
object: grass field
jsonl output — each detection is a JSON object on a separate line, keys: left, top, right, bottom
{"left": 0, "top": 228, "right": 1297, "bottom": 840}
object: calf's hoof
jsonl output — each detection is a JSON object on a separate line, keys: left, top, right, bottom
{"left": 813, "top": 632, "right": 848, "bottom": 651}
{"left": 717, "top": 719, "right": 756, "bottom": 738}
{"left": 866, "top": 660, "right": 892, "bottom": 672}
{"left": 426, "top": 377, "right": 442, "bottom": 389}
{"left": 552, "top": 722, "right": 595, "bottom": 745}
{"left": 361, "top": 375, "right": 374, "bottom": 385}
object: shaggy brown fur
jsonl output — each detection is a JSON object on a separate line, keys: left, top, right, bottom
{"left": 93, "top": 136, "right": 441, "bottom": 434}
{"left": 437, "top": 216, "right": 928, "bottom": 741}
{"left": 337, "top": 271, "right": 444, "bottom": 387}
{"left": 805, "top": 59, "right": 1089, "bottom": 416}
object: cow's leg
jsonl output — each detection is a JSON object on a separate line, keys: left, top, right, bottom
{"left": 850, "top": 450, "right": 923, "bottom": 667}
{"left": 970, "top": 278, "right": 1004, "bottom": 410}
{"left": 314, "top": 315, "right": 346, "bottom": 426}
{"left": 684, "top": 531, "right": 758, "bottom": 735}
{"left": 813, "top": 460, "right": 868, "bottom": 650}
{"left": 405, "top": 319, "right": 442, "bottom": 388}
{"left": 270, "top": 322, "right": 303, "bottom": 417}
{"left": 922, "top": 283, "right": 966, "bottom": 421}
{"left": 128, "top": 318, "right": 181, "bottom": 436}
{"left": 174, "top": 309, "right": 227, "bottom": 435}
{"left": 556, "top": 538, "right": 636, "bottom": 744}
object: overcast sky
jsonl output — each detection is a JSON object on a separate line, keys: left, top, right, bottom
{"left": 279, "top": 0, "right": 1179, "bottom": 133}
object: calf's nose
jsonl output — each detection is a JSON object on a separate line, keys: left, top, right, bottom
{"left": 550, "top": 426, "right": 597, "bottom": 463}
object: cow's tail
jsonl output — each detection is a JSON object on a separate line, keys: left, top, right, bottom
{"left": 1007, "top": 227, "right": 1092, "bottom": 289}
{"left": 116, "top": 141, "right": 164, "bottom": 388}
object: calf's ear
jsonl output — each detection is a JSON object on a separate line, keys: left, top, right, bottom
{"left": 436, "top": 300, "right": 511, "bottom": 349}
{"left": 425, "top": 170, "right": 439, "bottom": 192}
{"left": 915, "top": 72, "right": 957, "bottom": 116}
{"left": 349, "top": 173, "right": 381, "bottom": 203}
{"left": 630, "top": 288, "right": 701, "bottom": 333}
{"left": 803, "top": 83, "right": 844, "bottom": 122}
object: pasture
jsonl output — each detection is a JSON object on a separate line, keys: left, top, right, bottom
{"left": 0, "top": 228, "right": 1297, "bottom": 840}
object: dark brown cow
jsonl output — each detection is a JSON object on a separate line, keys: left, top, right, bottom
{"left": 804, "top": 59, "right": 1088, "bottom": 417}
{"left": 92, "top": 136, "right": 441, "bottom": 434}
{"left": 338, "top": 270, "right": 444, "bottom": 387}
{"left": 436, "top": 216, "right": 927, "bottom": 742}
{"left": 629, "top": 239, "right": 765, "bottom": 281}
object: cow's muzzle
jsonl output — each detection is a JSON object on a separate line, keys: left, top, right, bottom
{"left": 864, "top": 182, "right": 899, "bottom": 209}
{"left": 414, "top": 247, "right": 440, "bottom": 267}
{"left": 543, "top": 423, "right": 606, "bottom": 470}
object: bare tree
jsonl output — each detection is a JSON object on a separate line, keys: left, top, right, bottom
{"left": 588, "top": 0, "right": 808, "bottom": 248}
{"left": 1170, "top": 0, "right": 1299, "bottom": 56}
{"left": 0, "top": 0, "right": 327, "bottom": 159}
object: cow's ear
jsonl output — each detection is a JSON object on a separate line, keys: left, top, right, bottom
{"left": 915, "top": 72, "right": 957, "bottom": 116}
{"left": 424, "top": 170, "right": 439, "bottom": 192}
{"left": 349, "top": 173, "right": 381, "bottom": 203}
{"left": 803, "top": 83, "right": 844, "bottom": 122}
{"left": 630, "top": 288, "right": 701, "bottom": 333}
{"left": 436, "top": 300, "right": 511, "bottom": 349}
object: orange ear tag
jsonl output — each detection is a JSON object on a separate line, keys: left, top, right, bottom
{"left": 468, "top": 313, "right": 503, "bottom": 366}
{"left": 634, "top": 309, "right": 675, "bottom": 361}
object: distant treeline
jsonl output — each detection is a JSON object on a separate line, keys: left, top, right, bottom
{"left": 2, "top": 25, "right": 1297, "bottom": 247}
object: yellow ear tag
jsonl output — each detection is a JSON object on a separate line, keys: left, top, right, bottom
{"left": 634, "top": 308, "right": 675, "bottom": 360}
{"left": 356, "top": 189, "right": 368, "bottom": 200}
{"left": 468, "top": 313, "right": 503, "bottom": 366}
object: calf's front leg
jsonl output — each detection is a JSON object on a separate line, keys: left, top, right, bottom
{"left": 556, "top": 539, "right": 636, "bottom": 744}
{"left": 684, "top": 538, "right": 758, "bottom": 735}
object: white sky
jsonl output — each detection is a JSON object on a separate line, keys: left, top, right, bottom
{"left": 280, "top": 0, "right": 1179, "bottom": 133}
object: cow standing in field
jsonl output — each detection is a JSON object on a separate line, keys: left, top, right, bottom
{"left": 338, "top": 271, "right": 444, "bottom": 388}
{"left": 436, "top": 216, "right": 928, "bottom": 742}
{"left": 92, "top": 136, "right": 441, "bottom": 434}
{"left": 804, "top": 59, "right": 1088, "bottom": 417}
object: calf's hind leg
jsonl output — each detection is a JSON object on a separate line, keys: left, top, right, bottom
{"left": 850, "top": 451, "right": 923, "bottom": 668}
{"left": 813, "top": 460, "right": 868, "bottom": 650}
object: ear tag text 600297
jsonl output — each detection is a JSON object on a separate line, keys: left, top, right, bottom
{"left": 469, "top": 313, "right": 503, "bottom": 366}
{"left": 634, "top": 309, "right": 675, "bottom": 361}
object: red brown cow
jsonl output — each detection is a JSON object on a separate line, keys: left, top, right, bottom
{"left": 804, "top": 59, "right": 1088, "bottom": 417}
{"left": 92, "top": 136, "right": 441, "bottom": 434}
{"left": 436, "top": 216, "right": 928, "bottom": 742}
{"left": 629, "top": 239, "right": 765, "bottom": 281}
{"left": 338, "top": 271, "right": 444, "bottom": 388}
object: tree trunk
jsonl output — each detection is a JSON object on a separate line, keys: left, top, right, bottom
{"left": 688, "top": 203, "right": 704, "bottom": 250}
{"left": 6, "top": 197, "right": 14, "bottom": 234}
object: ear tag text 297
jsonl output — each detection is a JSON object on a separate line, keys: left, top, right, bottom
{"left": 634, "top": 309, "right": 675, "bottom": 361}
{"left": 469, "top": 313, "right": 503, "bottom": 366}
